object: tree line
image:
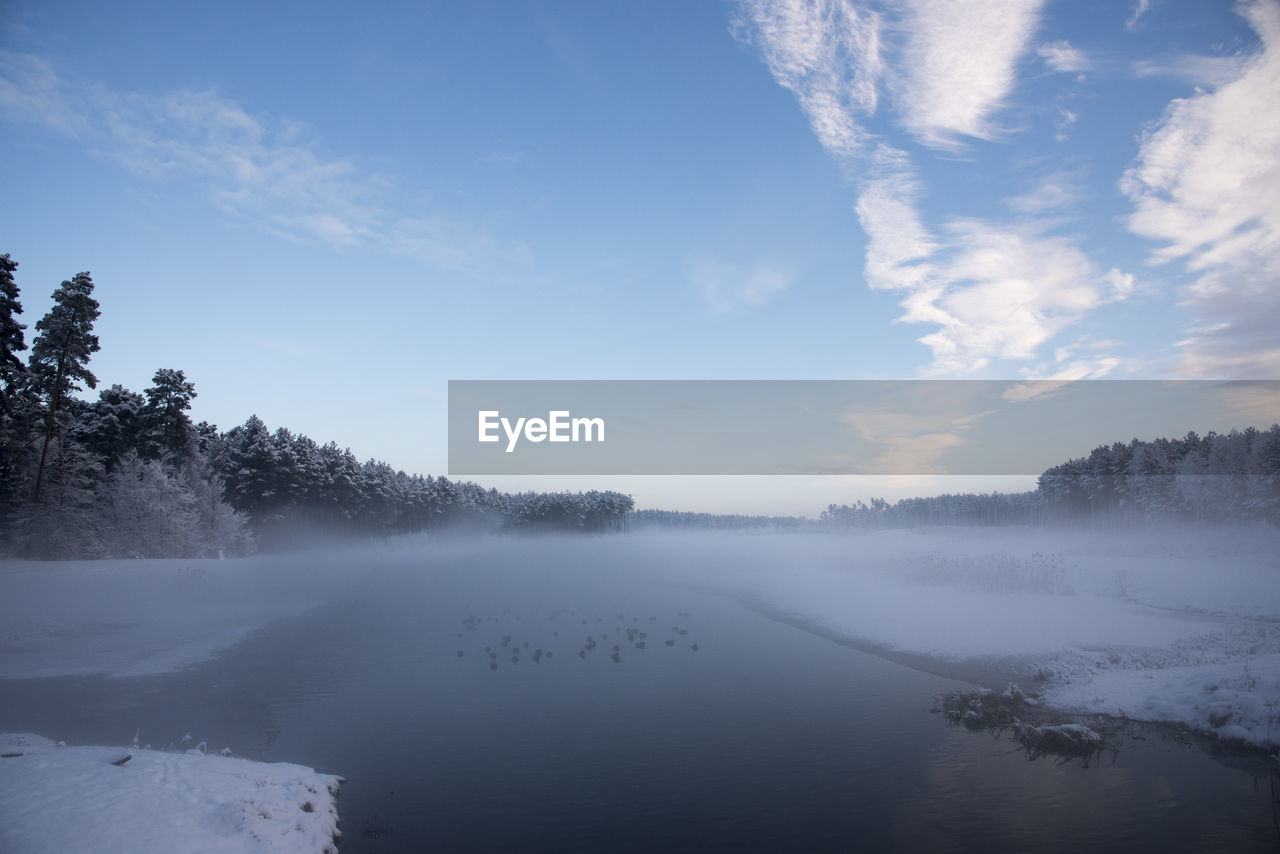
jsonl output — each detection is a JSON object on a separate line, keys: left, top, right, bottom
{"left": 4, "top": 254, "right": 1273, "bottom": 555}
{"left": 632, "top": 509, "right": 807, "bottom": 531}
{"left": 819, "top": 427, "right": 1280, "bottom": 529}
{"left": 206, "top": 413, "right": 634, "bottom": 539}
{"left": 0, "top": 254, "right": 633, "bottom": 559}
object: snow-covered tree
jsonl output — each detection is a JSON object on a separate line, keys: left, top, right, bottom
{"left": 77, "top": 384, "right": 146, "bottom": 472}
{"left": 18, "top": 434, "right": 104, "bottom": 558}
{"left": 97, "top": 451, "right": 201, "bottom": 558}
{"left": 220, "top": 415, "right": 278, "bottom": 519}
{"left": 142, "top": 368, "right": 197, "bottom": 464}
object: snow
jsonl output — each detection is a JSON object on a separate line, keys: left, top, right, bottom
{"left": 5, "top": 531, "right": 1279, "bottom": 754}
{"left": 1040, "top": 649, "right": 1280, "bottom": 746}
{"left": 656, "top": 525, "right": 1280, "bottom": 748}
{"left": 0, "top": 733, "right": 341, "bottom": 854}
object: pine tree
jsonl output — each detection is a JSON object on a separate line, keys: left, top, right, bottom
{"left": 77, "top": 384, "right": 146, "bottom": 472}
{"left": 142, "top": 368, "right": 197, "bottom": 464}
{"left": 19, "top": 432, "right": 104, "bottom": 558}
{"left": 29, "top": 272, "right": 101, "bottom": 503}
{"left": 0, "top": 254, "right": 34, "bottom": 535}
{"left": 220, "top": 415, "right": 279, "bottom": 519}
{"left": 0, "top": 254, "right": 26, "bottom": 417}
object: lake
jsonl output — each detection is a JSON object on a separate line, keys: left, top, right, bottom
{"left": 2, "top": 546, "right": 1277, "bottom": 852}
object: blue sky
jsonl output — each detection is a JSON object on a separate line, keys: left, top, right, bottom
{"left": 2, "top": 0, "right": 1278, "bottom": 514}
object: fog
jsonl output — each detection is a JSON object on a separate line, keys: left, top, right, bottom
{"left": 3, "top": 525, "right": 1276, "bottom": 721}
{"left": 3, "top": 527, "right": 1279, "bottom": 850}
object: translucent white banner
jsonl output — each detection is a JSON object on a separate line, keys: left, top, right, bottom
{"left": 447, "top": 380, "right": 1280, "bottom": 475}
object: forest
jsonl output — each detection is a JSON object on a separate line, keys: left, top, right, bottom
{"left": 819, "top": 426, "right": 1280, "bottom": 529}
{"left": 0, "top": 256, "right": 632, "bottom": 558}
{"left": 2, "top": 254, "right": 1276, "bottom": 559}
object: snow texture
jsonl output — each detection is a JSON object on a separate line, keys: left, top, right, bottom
{"left": 0, "top": 733, "right": 341, "bottom": 854}
{"left": 665, "top": 526, "right": 1280, "bottom": 748}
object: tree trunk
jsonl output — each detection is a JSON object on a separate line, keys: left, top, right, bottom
{"left": 31, "top": 354, "right": 67, "bottom": 504}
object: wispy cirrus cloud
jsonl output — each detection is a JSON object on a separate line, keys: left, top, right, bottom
{"left": 0, "top": 50, "right": 525, "bottom": 276}
{"left": 731, "top": 0, "right": 883, "bottom": 159}
{"left": 733, "top": 0, "right": 1045, "bottom": 155}
{"left": 838, "top": 395, "right": 993, "bottom": 473}
{"left": 1003, "top": 172, "right": 1087, "bottom": 214}
{"left": 734, "top": 1, "right": 1130, "bottom": 376}
{"left": 888, "top": 0, "right": 1045, "bottom": 149}
{"left": 690, "top": 258, "right": 792, "bottom": 312}
{"left": 1121, "top": 0, "right": 1280, "bottom": 377}
{"left": 855, "top": 145, "right": 939, "bottom": 292}
{"left": 1131, "top": 54, "right": 1249, "bottom": 88}
{"left": 856, "top": 149, "right": 1127, "bottom": 373}
{"left": 1126, "top": 0, "right": 1153, "bottom": 31}
{"left": 0, "top": 52, "right": 86, "bottom": 134}
{"left": 1037, "top": 40, "right": 1090, "bottom": 74}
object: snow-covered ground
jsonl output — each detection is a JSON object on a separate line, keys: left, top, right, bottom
{"left": 658, "top": 526, "right": 1280, "bottom": 748}
{"left": 0, "top": 554, "right": 352, "bottom": 852}
{"left": 0, "top": 733, "right": 341, "bottom": 854}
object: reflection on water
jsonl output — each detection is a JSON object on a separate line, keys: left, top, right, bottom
{"left": 1, "top": 547, "right": 1277, "bottom": 852}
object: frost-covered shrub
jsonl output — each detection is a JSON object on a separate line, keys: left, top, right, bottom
{"left": 95, "top": 452, "right": 251, "bottom": 558}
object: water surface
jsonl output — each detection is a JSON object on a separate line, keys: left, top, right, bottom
{"left": 3, "top": 548, "right": 1276, "bottom": 852}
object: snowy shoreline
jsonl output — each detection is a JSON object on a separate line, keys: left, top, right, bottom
{"left": 690, "top": 527, "right": 1280, "bottom": 753}
{"left": 751, "top": 596, "right": 1280, "bottom": 754}
{"left": 3, "top": 529, "right": 1278, "bottom": 755}
{"left": 0, "top": 733, "right": 341, "bottom": 854}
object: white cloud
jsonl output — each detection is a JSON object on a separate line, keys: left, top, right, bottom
{"left": 734, "top": 0, "right": 1043, "bottom": 154}
{"left": 691, "top": 258, "right": 791, "bottom": 312}
{"left": 387, "top": 216, "right": 534, "bottom": 276}
{"left": 1213, "top": 381, "right": 1280, "bottom": 425}
{"left": 1121, "top": 0, "right": 1280, "bottom": 377}
{"left": 0, "top": 51, "right": 521, "bottom": 274}
{"left": 856, "top": 145, "right": 939, "bottom": 291}
{"left": 732, "top": 0, "right": 883, "bottom": 159}
{"left": 1126, "top": 0, "right": 1152, "bottom": 30}
{"left": 866, "top": 431, "right": 968, "bottom": 473}
{"left": 1037, "top": 40, "right": 1090, "bottom": 73}
{"left": 735, "top": 2, "right": 1126, "bottom": 374}
{"left": 839, "top": 405, "right": 991, "bottom": 473}
{"left": 1003, "top": 173, "right": 1085, "bottom": 213}
{"left": 856, "top": 154, "right": 1115, "bottom": 373}
{"left": 1054, "top": 107, "right": 1078, "bottom": 142}
{"left": 918, "top": 222, "right": 1104, "bottom": 372}
{"left": 887, "top": 0, "right": 1044, "bottom": 149}
{"left": 1104, "top": 268, "right": 1136, "bottom": 299}
{"left": 0, "top": 52, "right": 90, "bottom": 135}
{"left": 1131, "top": 54, "right": 1250, "bottom": 88}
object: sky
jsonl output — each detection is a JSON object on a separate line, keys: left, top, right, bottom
{"left": 2, "top": 0, "right": 1278, "bottom": 515}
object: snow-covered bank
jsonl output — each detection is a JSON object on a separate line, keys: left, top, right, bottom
{"left": 0, "top": 733, "right": 341, "bottom": 854}
{"left": 649, "top": 526, "right": 1280, "bottom": 749}
{"left": 1039, "top": 644, "right": 1280, "bottom": 747}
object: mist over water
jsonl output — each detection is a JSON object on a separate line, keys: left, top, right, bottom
{"left": 2, "top": 530, "right": 1278, "bottom": 851}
